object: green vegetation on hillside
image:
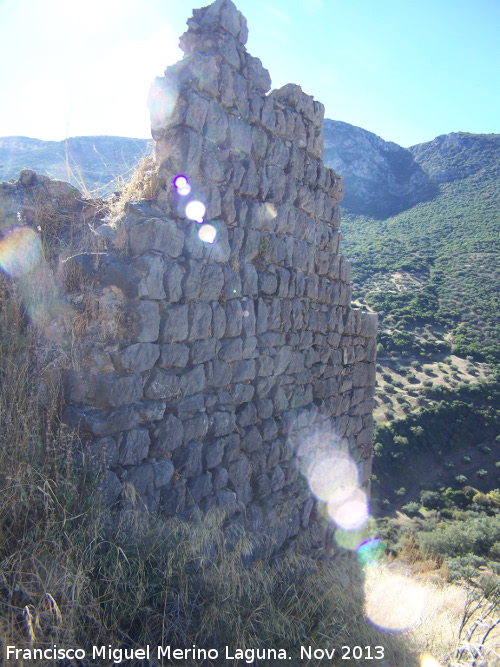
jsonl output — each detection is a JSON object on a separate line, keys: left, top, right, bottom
{"left": 372, "top": 381, "right": 500, "bottom": 510}
{"left": 342, "top": 133, "right": 500, "bottom": 366}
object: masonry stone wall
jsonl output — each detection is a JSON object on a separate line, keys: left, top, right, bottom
{"left": 54, "top": 0, "right": 378, "bottom": 556}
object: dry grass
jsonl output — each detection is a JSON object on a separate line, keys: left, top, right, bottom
{"left": 108, "top": 155, "right": 159, "bottom": 219}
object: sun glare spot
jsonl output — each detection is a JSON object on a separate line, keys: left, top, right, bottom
{"left": 263, "top": 202, "right": 277, "bottom": 219}
{"left": 173, "top": 174, "right": 191, "bottom": 196}
{"left": 420, "top": 654, "right": 443, "bottom": 667}
{"left": 0, "top": 227, "right": 41, "bottom": 277}
{"left": 364, "top": 568, "right": 427, "bottom": 632}
{"left": 327, "top": 488, "right": 368, "bottom": 531}
{"left": 198, "top": 224, "right": 217, "bottom": 244}
{"left": 307, "top": 453, "right": 359, "bottom": 503}
{"left": 357, "top": 537, "right": 385, "bottom": 567}
{"left": 185, "top": 200, "right": 206, "bottom": 223}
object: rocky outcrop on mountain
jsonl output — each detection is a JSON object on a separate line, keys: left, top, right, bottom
{"left": 409, "top": 131, "right": 500, "bottom": 183}
{"left": 323, "top": 120, "right": 438, "bottom": 218}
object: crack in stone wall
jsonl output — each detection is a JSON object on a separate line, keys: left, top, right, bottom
{"left": 56, "top": 0, "right": 378, "bottom": 557}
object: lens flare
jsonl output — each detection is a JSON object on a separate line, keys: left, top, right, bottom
{"left": 335, "top": 526, "right": 371, "bottom": 551}
{"left": 357, "top": 537, "right": 385, "bottom": 567}
{"left": 198, "top": 224, "right": 217, "bottom": 244}
{"left": 420, "top": 655, "right": 443, "bottom": 667}
{"left": 365, "top": 569, "right": 427, "bottom": 632}
{"left": 173, "top": 174, "right": 191, "bottom": 196}
{"left": 264, "top": 202, "right": 277, "bottom": 219}
{"left": 307, "top": 452, "right": 359, "bottom": 503}
{"left": 185, "top": 200, "right": 206, "bottom": 223}
{"left": 0, "top": 226, "right": 41, "bottom": 277}
{"left": 328, "top": 488, "right": 369, "bottom": 531}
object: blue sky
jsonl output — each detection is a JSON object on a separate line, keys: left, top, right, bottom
{"left": 0, "top": 0, "right": 498, "bottom": 147}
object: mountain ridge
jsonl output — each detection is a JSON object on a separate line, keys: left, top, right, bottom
{"left": 322, "top": 119, "right": 438, "bottom": 218}
{"left": 3, "top": 126, "right": 498, "bottom": 211}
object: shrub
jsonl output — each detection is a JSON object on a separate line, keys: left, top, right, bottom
{"left": 401, "top": 502, "right": 420, "bottom": 517}
{"left": 476, "top": 469, "right": 488, "bottom": 478}
{"left": 420, "top": 490, "right": 443, "bottom": 510}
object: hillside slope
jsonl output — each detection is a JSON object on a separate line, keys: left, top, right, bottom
{"left": 341, "top": 131, "right": 500, "bottom": 367}
{"left": 0, "top": 136, "right": 151, "bottom": 196}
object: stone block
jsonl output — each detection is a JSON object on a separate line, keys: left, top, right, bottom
{"left": 239, "top": 158, "right": 259, "bottom": 197}
{"left": 242, "top": 334, "right": 257, "bottom": 358}
{"left": 232, "top": 359, "right": 256, "bottom": 382}
{"left": 153, "top": 460, "right": 175, "bottom": 489}
{"left": 260, "top": 417, "right": 278, "bottom": 441}
{"left": 184, "top": 91, "right": 210, "bottom": 132}
{"left": 227, "top": 456, "right": 250, "bottom": 490}
{"left": 98, "top": 470, "right": 122, "bottom": 506}
{"left": 144, "top": 368, "right": 180, "bottom": 400}
{"left": 360, "top": 312, "right": 378, "bottom": 338}
{"left": 188, "top": 302, "right": 212, "bottom": 340}
{"left": 219, "top": 337, "right": 243, "bottom": 362}
{"left": 244, "top": 54, "right": 271, "bottom": 93}
{"left": 209, "top": 411, "right": 236, "bottom": 438}
{"left": 212, "top": 303, "right": 227, "bottom": 338}
{"left": 164, "top": 262, "right": 185, "bottom": 303}
{"left": 187, "top": 472, "right": 213, "bottom": 503}
{"left": 352, "top": 362, "right": 377, "bottom": 388}
{"left": 64, "top": 372, "right": 143, "bottom": 408}
{"left": 274, "top": 346, "right": 293, "bottom": 374}
{"left": 128, "top": 218, "right": 184, "bottom": 257}
{"left": 224, "top": 299, "right": 243, "bottom": 337}
{"left": 79, "top": 436, "right": 119, "bottom": 471}
{"left": 258, "top": 270, "right": 278, "bottom": 295}
{"left": 189, "top": 338, "right": 217, "bottom": 364}
{"left": 118, "top": 427, "right": 150, "bottom": 466}
{"left": 270, "top": 386, "right": 288, "bottom": 414}
{"left": 174, "top": 393, "right": 205, "bottom": 415}
{"left": 102, "top": 254, "right": 166, "bottom": 300}
{"left": 159, "top": 343, "right": 189, "bottom": 369}
{"left": 223, "top": 266, "right": 242, "bottom": 298}
{"left": 172, "top": 441, "right": 203, "bottom": 478}
{"left": 182, "top": 259, "right": 202, "bottom": 301}
{"left": 161, "top": 304, "right": 189, "bottom": 343}
{"left": 112, "top": 343, "right": 160, "bottom": 373}
{"left": 183, "top": 413, "right": 209, "bottom": 443}
{"left": 205, "top": 359, "right": 232, "bottom": 388}
{"left": 240, "top": 263, "right": 258, "bottom": 295}
{"left": 200, "top": 263, "right": 224, "bottom": 301}
{"left": 230, "top": 383, "right": 255, "bottom": 404}
{"left": 160, "top": 478, "right": 186, "bottom": 516}
{"left": 155, "top": 126, "right": 203, "bottom": 176}
{"left": 227, "top": 114, "right": 252, "bottom": 155}
{"left": 236, "top": 402, "right": 258, "bottom": 428}
{"left": 204, "top": 99, "right": 229, "bottom": 144}
{"left": 63, "top": 405, "right": 139, "bottom": 436}
{"left": 179, "top": 365, "right": 206, "bottom": 396}
{"left": 150, "top": 414, "right": 184, "bottom": 455}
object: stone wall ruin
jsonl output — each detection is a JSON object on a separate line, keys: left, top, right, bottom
{"left": 54, "top": 0, "right": 377, "bottom": 556}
